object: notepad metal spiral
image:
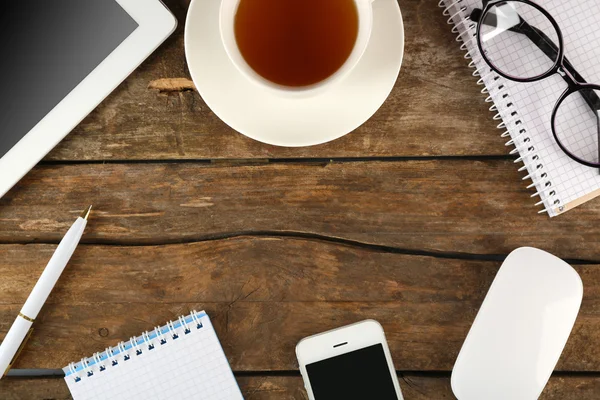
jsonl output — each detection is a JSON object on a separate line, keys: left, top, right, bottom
{"left": 66, "top": 310, "right": 205, "bottom": 383}
{"left": 439, "top": 0, "right": 561, "bottom": 214}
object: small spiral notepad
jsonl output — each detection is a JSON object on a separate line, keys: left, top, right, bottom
{"left": 440, "top": 0, "right": 600, "bottom": 216}
{"left": 63, "top": 311, "right": 243, "bottom": 400}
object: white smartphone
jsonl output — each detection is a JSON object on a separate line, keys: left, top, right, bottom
{"left": 296, "top": 320, "right": 404, "bottom": 400}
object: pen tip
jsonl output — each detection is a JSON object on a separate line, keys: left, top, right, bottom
{"left": 80, "top": 205, "right": 93, "bottom": 220}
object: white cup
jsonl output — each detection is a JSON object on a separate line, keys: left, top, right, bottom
{"left": 219, "top": 0, "right": 374, "bottom": 96}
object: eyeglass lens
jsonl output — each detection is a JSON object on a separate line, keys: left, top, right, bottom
{"left": 554, "top": 88, "right": 600, "bottom": 166}
{"left": 479, "top": 1, "right": 560, "bottom": 80}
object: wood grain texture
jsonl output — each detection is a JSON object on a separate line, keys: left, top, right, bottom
{"left": 2, "top": 375, "right": 600, "bottom": 400}
{"left": 0, "top": 239, "right": 597, "bottom": 372}
{"left": 2, "top": 161, "right": 600, "bottom": 258}
{"left": 41, "top": 0, "right": 504, "bottom": 161}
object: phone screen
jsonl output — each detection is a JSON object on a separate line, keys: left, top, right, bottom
{"left": 306, "top": 343, "right": 399, "bottom": 399}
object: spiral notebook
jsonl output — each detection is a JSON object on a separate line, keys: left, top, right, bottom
{"left": 62, "top": 311, "right": 243, "bottom": 400}
{"left": 440, "top": 0, "right": 600, "bottom": 216}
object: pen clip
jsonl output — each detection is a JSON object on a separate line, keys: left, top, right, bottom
{"left": 3, "top": 328, "right": 34, "bottom": 377}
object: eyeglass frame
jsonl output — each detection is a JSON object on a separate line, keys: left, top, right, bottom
{"left": 471, "top": 0, "right": 600, "bottom": 169}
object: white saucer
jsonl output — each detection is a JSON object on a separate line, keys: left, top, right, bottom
{"left": 185, "top": 0, "right": 404, "bottom": 147}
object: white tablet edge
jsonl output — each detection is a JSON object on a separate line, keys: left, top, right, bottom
{"left": 0, "top": 0, "right": 177, "bottom": 199}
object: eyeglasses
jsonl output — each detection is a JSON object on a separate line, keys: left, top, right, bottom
{"left": 471, "top": 0, "right": 600, "bottom": 168}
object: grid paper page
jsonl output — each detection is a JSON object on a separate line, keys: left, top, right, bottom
{"left": 444, "top": 0, "right": 600, "bottom": 216}
{"left": 63, "top": 312, "right": 243, "bottom": 400}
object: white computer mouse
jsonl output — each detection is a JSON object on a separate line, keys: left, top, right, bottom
{"left": 451, "top": 247, "right": 583, "bottom": 400}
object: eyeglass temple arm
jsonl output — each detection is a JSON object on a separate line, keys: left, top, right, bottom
{"left": 523, "top": 28, "right": 600, "bottom": 174}
{"left": 471, "top": 8, "right": 600, "bottom": 112}
{"left": 519, "top": 23, "right": 600, "bottom": 160}
{"left": 521, "top": 24, "right": 600, "bottom": 110}
{"left": 473, "top": 6, "right": 600, "bottom": 170}
{"left": 597, "top": 112, "right": 600, "bottom": 173}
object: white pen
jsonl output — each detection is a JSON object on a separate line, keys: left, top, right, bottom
{"left": 0, "top": 205, "right": 92, "bottom": 378}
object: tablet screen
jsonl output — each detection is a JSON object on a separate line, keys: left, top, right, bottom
{"left": 0, "top": 0, "right": 138, "bottom": 159}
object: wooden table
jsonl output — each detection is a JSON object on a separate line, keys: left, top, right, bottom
{"left": 2, "top": 0, "right": 600, "bottom": 398}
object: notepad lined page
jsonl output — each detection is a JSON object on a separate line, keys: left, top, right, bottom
{"left": 63, "top": 311, "right": 243, "bottom": 400}
{"left": 447, "top": 0, "right": 600, "bottom": 216}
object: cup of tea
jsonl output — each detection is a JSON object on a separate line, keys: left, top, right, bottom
{"left": 219, "top": 0, "right": 374, "bottom": 95}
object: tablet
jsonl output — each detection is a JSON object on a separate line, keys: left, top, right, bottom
{"left": 0, "top": 0, "right": 176, "bottom": 198}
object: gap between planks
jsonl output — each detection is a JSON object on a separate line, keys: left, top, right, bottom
{"left": 38, "top": 155, "right": 515, "bottom": 166}
{"left": 7, "top": 369, "right": 600, "bottom": 379}
{"left": 2, "top": 232, "right": 600, "bottom": 265}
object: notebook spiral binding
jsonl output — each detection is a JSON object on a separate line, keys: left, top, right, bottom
{"left": 66, "top": 310, "right": 205, "bottom": 383}
{"left": 438, "top": 0, "right": 562, "bottom": 214}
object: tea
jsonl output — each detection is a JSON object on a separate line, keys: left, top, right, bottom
{"left": 234, "top": 0, "right": 359, "bottom": 87}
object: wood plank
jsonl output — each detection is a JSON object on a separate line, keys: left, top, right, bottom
{"left": 0, "top": 379, "right": 70, "bottom": 400}
{"left": 2, "top": 375, "right": 600, "bottom": 399}
{"left": 43, "top": 0, "right": 503, "bottom": 161}
{"left": 0, "top": 240, "right": 598, "bottom": 371}
{"left": 1, "top": 161, "right": 600, "bottom": 259}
